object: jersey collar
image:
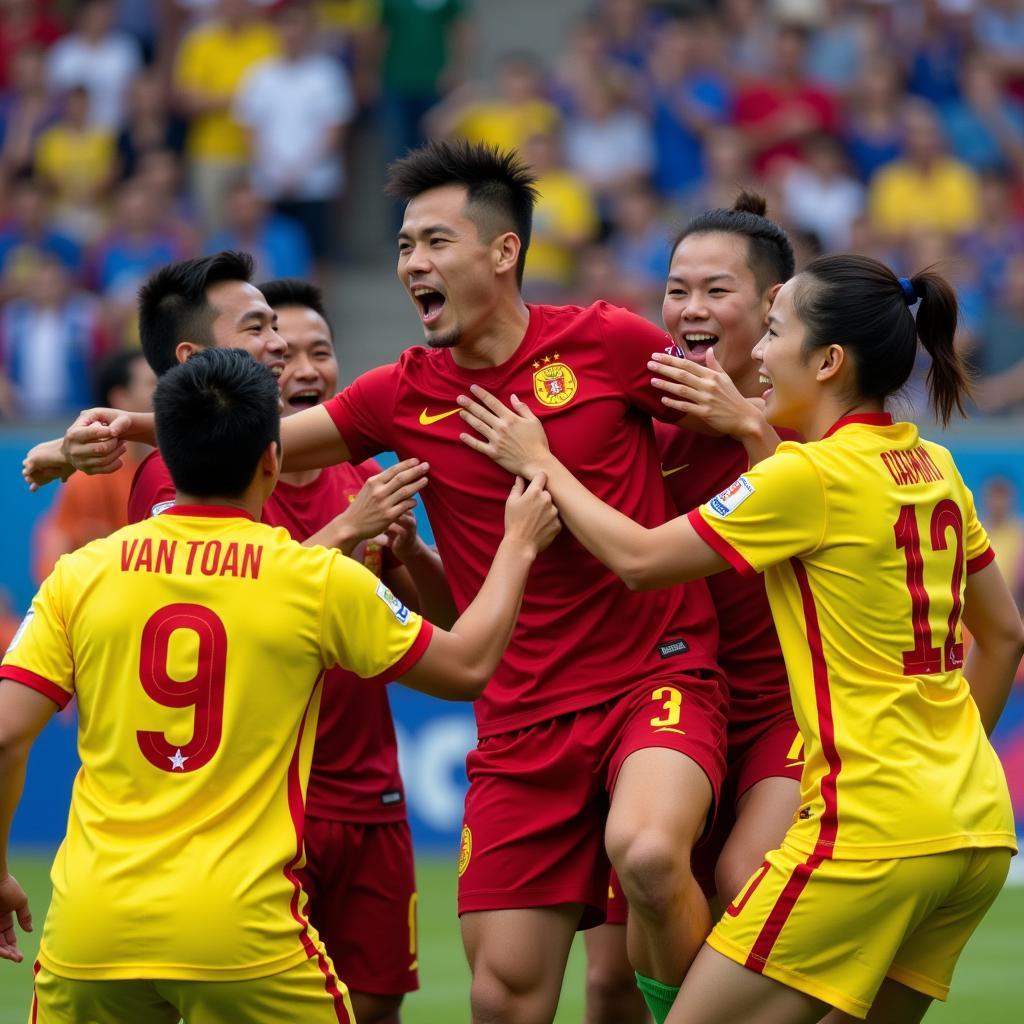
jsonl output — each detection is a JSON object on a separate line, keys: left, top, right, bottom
{"left": 163, "top": 504, "right": 256, "bottom": 521}
{"left": 822, "top": 412, "right": 894, "bottom": 439}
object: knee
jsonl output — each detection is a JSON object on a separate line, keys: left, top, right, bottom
{"left": 470, "top": 962, "right": 552, "bottom": 1024}
{"left": 349, "top": 991, "right": 403, "bottom": 1024}
{"left": 610, "top": 830, "right": 693, "bottom": 919}
{"left": 585, "top": 961, "right": 642, "bottom": 1024}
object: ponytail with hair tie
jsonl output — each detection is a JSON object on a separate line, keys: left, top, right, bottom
{"left": 898, "top": 277, "right": 918, "bottom": 307}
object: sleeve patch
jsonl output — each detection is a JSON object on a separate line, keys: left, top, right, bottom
{"left": 708, "top": 476, "right": 755, "bottom": 518}
{"left": 5, "top": 609, "right": 34, "bottom": 654}
{"left": 375, "top": 580, "right": 411, "bottom": 625}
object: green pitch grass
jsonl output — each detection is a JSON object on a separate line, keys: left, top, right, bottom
{"left": 2, "top": 851, "right": 1020, "bottom": 1023}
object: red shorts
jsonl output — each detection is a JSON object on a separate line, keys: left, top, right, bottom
{"left": 609, "top": 707, "right": 802, "bottom": 917}
{"left": 458, "top": 673, "right": 727, "bottom": 929}
{"left": 297, "top": 818, "right": 418, "bottom": 997}
{"left": 693, "top": 707, "right": 803, "bottom": 900}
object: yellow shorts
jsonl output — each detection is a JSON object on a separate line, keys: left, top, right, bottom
{"left": 707, "top": 842, "right": 1012, "bottom": 1019}
{"left": 30, "top": 952, "right": 355, "bottom": 1024}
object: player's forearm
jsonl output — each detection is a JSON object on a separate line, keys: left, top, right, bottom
{"left": 964, "top": 639, "right": 1023, "bottom": 735}
{"left": 736, "top": 417, "right": 781, "bottom": 468}
{"left": 401, "top": 544, "right": 458, "bottom": 628}
{"left": 303, "top": 517, "right": 360, "bottom": 556}
{"left": 0, "top": 739, "right": 31, "bottom": 877}
{"left": 279, "top": 405, "right": 352, "bottom": 472}
{"left": 404, "top": 537, "right": 535, "bottom": 699}
{"left": 534, "top": 454, "right": 669, "bottom": 588}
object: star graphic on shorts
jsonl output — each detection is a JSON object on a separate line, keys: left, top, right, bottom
{"left": 168, "top": 749, "right": 188, "bottom": 771}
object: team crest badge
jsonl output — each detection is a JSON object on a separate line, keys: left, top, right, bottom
{"left": 458, "top": 825, "right": 473, "bottom": 877}
{"left": 532, "top": 355, "right": 578, "bottom": 407}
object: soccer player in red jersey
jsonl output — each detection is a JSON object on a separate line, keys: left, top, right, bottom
{"left": 47, "top": 143, "right": 729, "bottom": 1024}
{"left": 585, "top": 194, "right": 804, "bottom": 1024}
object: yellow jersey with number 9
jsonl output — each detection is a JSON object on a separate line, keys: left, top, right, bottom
{"left": 1, "top": 505, "right": 431, "bottom": 981}
{"left": 688, "top": 414, "right": 1016, "bottom": 861}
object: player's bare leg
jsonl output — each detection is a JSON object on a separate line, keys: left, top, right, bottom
{"left": 349, "top": 991, "right": 403, "bottom": 1024}
{"left": 584, "top": 924, "right": 651, "bottom": 1024}
{"left": 462, "top": 905, "right": 581, "bottom": 1024}
{"left": 667, "top": 945, "right": 827, "bottom": 1024}
{"left": 816, "top": 979, "right": 932, "bottom": 1024}
{"left": 606, "top": 749, "right": 713, "bottom": 986}
{"left": 715, "top": 778, "right": 800, "bottom": 904}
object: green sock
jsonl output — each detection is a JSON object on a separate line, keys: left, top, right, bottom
{"left": 634, "top": 972, "right": 681, "bottom": 1024}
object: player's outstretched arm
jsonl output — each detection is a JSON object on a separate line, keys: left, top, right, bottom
{"left": 458, "top": 387, "right": 727, "bottom": 590}
{"left": 649, "top": 351, "right": 781, "bottom": 465}
{"left": 279, "top": 404, "right": 352, "bottom": 472}
{"left": 22, "top": 408, "right": 157, "bottom": 490}
{"left": 0, "top": 681, "right": 57, "bottom": 963}
{"left": 303, "top": 459, "right": 430, "bottom": 554}
{"left": 398, "top": 475, "right": 559, "bottom": 700}
{"left": 383, "top": 512, "right": 459, "bottom": 628}
{"left": 962, "top": 561, "right": 1024, "bottom": 735}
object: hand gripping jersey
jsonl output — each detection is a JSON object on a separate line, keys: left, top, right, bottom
{"left": 688, "top": 414, "right": 1016, "bottom": 859}
{"left": 1, "top": 506, "right": 431, "bottom": 980}
{"left": 326, "top": 302, "right": 721, "bottom": 736}
{"left": 129, "top": 451, "right": 407, "bottom": 823}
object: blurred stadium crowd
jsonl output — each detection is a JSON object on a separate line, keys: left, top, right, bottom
{"left": 1, "top": 0, "right": 1024, "bottom": 427}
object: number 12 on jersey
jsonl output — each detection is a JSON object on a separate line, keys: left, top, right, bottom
{"left": 893, "top": 500, "right": 964, "bottom": 676}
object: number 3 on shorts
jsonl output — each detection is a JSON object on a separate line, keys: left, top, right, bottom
{"left": 650, "top": 686, "right": 685, "bottom": 733}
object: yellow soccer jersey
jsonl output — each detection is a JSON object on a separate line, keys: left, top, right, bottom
{"left": 688, "top": 414, "right": 1016, "bottom": 861}
{"left": 1, "top": 505, "right": 432, "bottom": 981}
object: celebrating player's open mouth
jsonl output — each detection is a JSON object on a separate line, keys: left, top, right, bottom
{"left": 411, "top": 283, "right": 447, "bottom": 327}
{"left": 679, "top": 332, "right": 718, "bottom": 362}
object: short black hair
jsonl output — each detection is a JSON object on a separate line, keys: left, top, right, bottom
{"left": 385, "top": 140, "right": 538, "bottom": 286}
{"left": 674, "top": 191, "right": 795, "bottom": 293}
{"left": 138, "top": 251, "right": 255, "bottom": 377}
{"left": 91, "top": 349, "right": 147, "bottom": 407}
{"left": 153, "top": 347, "right": 280, "bottom": 498}
{"left": 258, "top": 277, "right": 331, "bottom": 332}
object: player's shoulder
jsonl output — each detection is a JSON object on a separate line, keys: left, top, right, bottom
{"left": 530, "top": 300, "right": 670, "bottom": 352}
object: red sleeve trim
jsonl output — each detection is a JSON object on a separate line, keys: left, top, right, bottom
{"left": 364, "top": 619, "right": 435, "bottom": 685}
{"left": 686, "top": 507, "right": 757, "bottom": 577}
{"left": 966, "top": 547, "right": 996, "bottom": 575}
{"left": 1, "top": 666, "right": 72, "bottom": 708}
{"left": 323, "top": 395, "right": 356, "bottom": 450}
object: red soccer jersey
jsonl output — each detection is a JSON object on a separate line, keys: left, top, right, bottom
{"left": 128, "top": 451, "right": 406, "bottom": 823}
{"left": 654, "top": 423, "right": 796, "bottom": 724}
{"left": 325, "top": 301, "right": 721, "bottom": 737}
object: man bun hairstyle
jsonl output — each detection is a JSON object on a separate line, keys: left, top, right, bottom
{"left": 153, "top": 347, "right": 280, "bottom": 498}
{"left": 138, "top": 251, "right": 255, "bottom": 377}
{"left": 385, "top": 139, "right": 539, "bottom": 286}
{"left": 794, "top": 254, "right": 971, "bottom": 426}
{"left": 674, "top": 190, "right": 795, "bottom": 291}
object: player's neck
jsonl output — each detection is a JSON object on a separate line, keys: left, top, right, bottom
{"left": 803, "top": 397, "right": 885, "bottom": 442}
{"left": 278, "top": 467, "right": 322, "bottom": 487}
{"left": 174, "top": 491, "right": 265, "bottom": 521}
{"left": 449, "top": 296, "right": 530, "bottom": 370}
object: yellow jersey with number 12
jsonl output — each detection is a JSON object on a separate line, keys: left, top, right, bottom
{"left": 688, "top": 414, "right": 1016, "bottom": 861}
{"left": 1, "top": 505, "right": 431, "bottom": 981}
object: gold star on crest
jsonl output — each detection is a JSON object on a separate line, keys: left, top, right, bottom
{"left": 543, "top": 355, "right": 551, "bottom": 363}
{"left": 532, "top": 361, "right": 540, "bottom": 369}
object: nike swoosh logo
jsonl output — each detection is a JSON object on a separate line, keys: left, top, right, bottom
{"left": 660, "top": 464, "right": 689, "bottom": 478}
{"left": 419, "top": 407, "right": 461, "bottom": 426}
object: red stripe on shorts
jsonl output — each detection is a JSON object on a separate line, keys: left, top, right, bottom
{"left": 282, "top": 678, "right": 322, "bottom": 959}
{"left": 744, "top": 853, "right": 824, "bottom": 970}
{"left": 742, "top": 562, "right": 844, "bottom": 969}
{"left": 31, "top": 960, "right": 40, "bottom": 1023}
{"left": 315, "top": 948, "right": 354, "bottom": 1023}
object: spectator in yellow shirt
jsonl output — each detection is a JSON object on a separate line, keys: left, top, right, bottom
{"left": 173, "top": 0, "right": 280, "bottom": 231}
{"left": 34, "top": 86, "right": 117, "bottom": 244}
{"left": 521, "top": 130, "right": 598, "bottom": 301}
{"left": 428, "top": 52, "right": 560, "bottom": 156}
{"left": 868, "top": 100, "right": 981, "bottom": 242}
